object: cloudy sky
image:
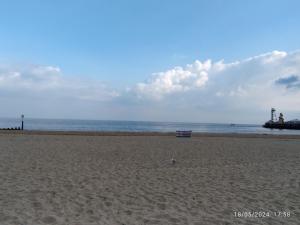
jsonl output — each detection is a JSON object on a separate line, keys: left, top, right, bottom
{"left": 1, "top": 0, "right": 300, "bottom": 123}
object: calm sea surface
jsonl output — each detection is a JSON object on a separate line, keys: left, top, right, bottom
{"left": 1, "top": 118, "right": 300, "bottom": 135}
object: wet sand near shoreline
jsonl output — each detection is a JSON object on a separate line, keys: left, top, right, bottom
{"left": 0, "top": 132, "right": 299, "bottom": 224}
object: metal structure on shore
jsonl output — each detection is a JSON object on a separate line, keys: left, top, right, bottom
{"left": 263, "top": 108, "right": 300, "bottom": 130}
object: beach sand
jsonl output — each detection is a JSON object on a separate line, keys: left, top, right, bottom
{"left": 0, "top": 131, "right": 299, "bottom": 225}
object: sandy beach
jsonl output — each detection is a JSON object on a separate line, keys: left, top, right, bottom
{"left": 0, "top": 131, "right": 299, "bottom": 225}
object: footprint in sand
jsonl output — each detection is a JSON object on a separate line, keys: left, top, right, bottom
{"left": 157, "top": 203, "right": 166, "bottom": 210}
{"left": 32, "top": 201, "right": 43, "bottom": 210}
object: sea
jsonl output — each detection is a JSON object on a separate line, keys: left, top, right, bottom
{"left": 1, "top": 117, "right": 300, "bottom": 135}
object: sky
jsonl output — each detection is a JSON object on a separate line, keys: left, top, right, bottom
{"left": 1, "top": 0, "right": 300, "bottom": 123}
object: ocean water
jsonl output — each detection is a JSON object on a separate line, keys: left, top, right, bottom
{"left": 1, "top": 117, "right": 300, "bottom": 135}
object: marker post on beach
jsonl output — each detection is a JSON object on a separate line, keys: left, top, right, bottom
{"left": 21, "top": 114, "right": 24, "bottom": 130}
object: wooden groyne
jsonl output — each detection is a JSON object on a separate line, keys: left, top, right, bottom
{"left": 0, "top": 127, "right": 22, "bottom": 130}
{"left": 0, "top": 115, "right": 24, "bottom": 131}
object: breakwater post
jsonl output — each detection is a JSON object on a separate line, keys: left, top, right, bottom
{"left": 21, "top": 114, "right": 24, "bottom": 130}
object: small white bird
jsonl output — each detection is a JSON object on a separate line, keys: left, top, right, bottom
{"left": 171, "top": 158, "right": 176, "bottom": 164}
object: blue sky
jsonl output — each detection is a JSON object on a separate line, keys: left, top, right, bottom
{"left": 1, "top": 0, "right": 300, "bottom": 82}
{"left": 1, "top": 0, "right": 300, "bottom": 122}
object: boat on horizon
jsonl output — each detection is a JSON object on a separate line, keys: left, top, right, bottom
{"left": 263, "top": 108, "right": 300, "bottom": 130}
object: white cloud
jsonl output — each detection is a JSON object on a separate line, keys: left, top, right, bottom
{"left": 0, "top": 64, "right": 118, "bottom": 101}
{"left": 132, "top": 50, "right": 300, "bottom": 100}
{"left": 125, "top": 50, "right": 300, "bottom": 122}
{"left": 133, "top": 60, "right": 214, "bottom": 99}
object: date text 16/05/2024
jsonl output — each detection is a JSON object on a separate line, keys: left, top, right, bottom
{"left": 233, "top": 211, "right": 291, "bottom": 218}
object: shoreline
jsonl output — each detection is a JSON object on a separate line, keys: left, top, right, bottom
{"left": 1, "top": 129, "right": 300, "bottom": 139}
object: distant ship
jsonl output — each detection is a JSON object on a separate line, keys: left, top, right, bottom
{"left": 263, "top": 108, "right": 300, "bottom": 130}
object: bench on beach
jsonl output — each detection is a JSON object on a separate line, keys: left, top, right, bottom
{"left": 176, "top": 130, "right": 192, "bottom": 138}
